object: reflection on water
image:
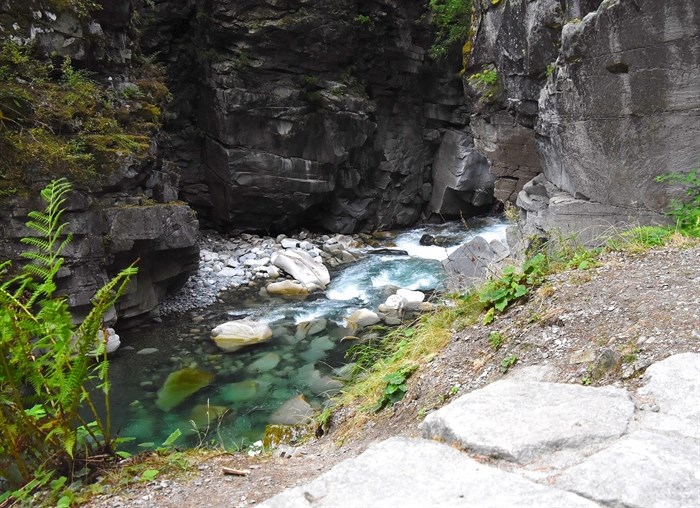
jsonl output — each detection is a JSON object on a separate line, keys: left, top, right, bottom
{"left": 109, "top": 218, "right": 507, "bottom": 450}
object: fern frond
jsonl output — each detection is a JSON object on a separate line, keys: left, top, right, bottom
{"left": 21, "top": 237, "right": 53, "bottom": 254}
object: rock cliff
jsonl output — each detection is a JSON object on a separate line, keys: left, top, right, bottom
{"left": 0, "top": 0, "right": 200, "bottom": 324}
{"left": 466, "top": 0, "right": 699, "bottom": 244}
{"left": 144, "top": 0, "right": 495, "bottom": 233}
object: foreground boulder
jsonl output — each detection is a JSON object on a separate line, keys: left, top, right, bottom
{"left": 272, "top": 250, "right": 330, "bottom": 290}
{"left": 211, "top": 319, "right": 273, "bottom": 353}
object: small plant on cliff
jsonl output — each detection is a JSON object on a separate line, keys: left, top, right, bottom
{"left": 656, "top": 169, "right": 700, "bottom": 237}
{"left": 427, "top": 0, "right": 473, "bottom": 60}
{"left": 479, "top": 253, "right": 547, "bottom": 324}
{"left": 0, "top": 179, "right": 137, "bottom": 505}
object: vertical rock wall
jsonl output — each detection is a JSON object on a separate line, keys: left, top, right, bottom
{"left": 145, "top": 0, "right": 495, "bottom": 233}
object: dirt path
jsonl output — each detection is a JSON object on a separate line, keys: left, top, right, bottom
{"left": 86, "top": 242, "right": 700, "bottom": 508}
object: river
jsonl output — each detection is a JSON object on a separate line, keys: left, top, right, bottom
{"left": 108, "top": 217, "right": 508, "bottom": 451}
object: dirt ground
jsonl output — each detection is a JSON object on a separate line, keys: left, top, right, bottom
{"left": 86, "top": 242, "right": 700, "bottom": 508}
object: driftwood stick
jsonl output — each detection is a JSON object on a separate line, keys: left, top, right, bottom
{"left": 222, "top": 466, "right": 251, "bottom": 476}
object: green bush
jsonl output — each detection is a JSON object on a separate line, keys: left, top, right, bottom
{"left": 427, "top": 0, "right": 473, "bottom": 60}
{"left": 478, "top": 253, "right": 547, "bottom": 324}
{"left": 656, "top": 169, "right": 700, "bottom": 237}
{"left": 0, "top": 179, "right": 136, "bottom": 504}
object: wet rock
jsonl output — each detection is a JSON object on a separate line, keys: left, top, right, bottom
{"left": 219, "top": 380, "right": 263, "bottom": 403}
{"left": 265, "top": 280, "right": 309, "bottom": 298}
{"left": 442, "top": 236, "right": 510, "bottom": 291}
{"left": 211, "top": 319, "right": 273, "bottom": 353}
{"left": 272, "top": 250, "right": 330, "bottom": 290}
{"left": 269, "top": 395, "right": 314, "bottom": 426}
{"left": 156, "top": 368, "right": 214, "bottom": 411}
{"left": 346, "top": 309, "right": 381, "bottom": 330}
{"left": 295, "top": 319, "right": 328, "bottom": 341}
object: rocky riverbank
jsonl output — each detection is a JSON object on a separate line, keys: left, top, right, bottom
{"left": 157, "top": 229, "right": 366, "bottom": 315}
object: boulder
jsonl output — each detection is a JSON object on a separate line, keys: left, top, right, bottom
{"left": 266, "top": 280, "right": 309, "bottom": 298}
{"left": 269, "top": 395, "right": 314, "bottom": 426}
{"left": 346, "top": 309, "right": 381, "bottom": 330}
{"left": 396, "top": 289, "right": 425, "bottom": 311}
{"left": 211, "top": 319, "right": 273, "bottom": 353}
{"left": 442, "top": 236, "right": 510, "bottom": 291}
{"left": 189, "top": 404, "right": 229, "bottom": 429}
{"left": 155, "top": 368, "right": 214, "bottom": 412}
{"left": 272, "top": 250, "right": 330, "bottom": 290}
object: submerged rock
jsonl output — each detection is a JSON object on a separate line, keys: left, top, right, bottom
{"left": 248, "top": 352, "right": 282, "bottom": 373}
{"left": 219, "top": 380, "right": 265, "bottom": 403}
{"left": 270, "top": 395, "right": 314, "bottom": 426}
{"left": 211, "top": 319, "right": 273, "bottom": 353}
{"left": 156, "top": 368, "right": 214, "bottom": 411}
{"left": 189, "top": 404, "right": 229, "bottom": 429}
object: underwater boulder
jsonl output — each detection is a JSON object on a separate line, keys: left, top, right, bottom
{"left": 269, "top": 394, "right": 314, "bottom": 425}
{"left": 156, "top": 367, "right": 214, "bottom": 411}
{"left": 189, "top": 404, "right": 229, "bottom": 429}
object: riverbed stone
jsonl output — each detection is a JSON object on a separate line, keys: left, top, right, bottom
{"left": 396, "top": 288, "right": 425, "bottom": 311}
{"left": 269, "top": 395, "right": 314, "bottom": 426}
{"left": 295, "top": 319, "right": 328, "bottom": 340}
{"left": 554, "top": 430, "right": 700, "bottom": 508}
{"left": 346, "top": 309, "right": 381, "bottom": 329}
{"left": 271, "top": 250, "right": 330, "bottom": 290}
{"left": 219, "top": 380, "right": 262, "bottom": 403}
{"left": 261, "top": 437, "right": 597, "bottom": 508}
{"left": 155, "top": 367, "right": 214, "bottom": 412}
{"left": 266, "top": 280, "right": 309, "bottom": 298}
{"left": 248, "top": 352, "right": 281, "bottom": 373}
{"left": 420, "top": 380, "right": 634, "bottom": 463}
{"left": 211, "top": 319, "right": 273, "bottom": 353}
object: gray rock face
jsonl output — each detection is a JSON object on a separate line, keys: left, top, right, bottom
{"left": 536, "top": 0, "right": 700, "bottom": 215}
{"left": 420, "top": 380, "right": 634, "bottom": 463}
{"left": 442, "top": 236, "right": 509, "bottom": 291}
{"left": 0, "top": 187, "right": 199, "bottom": 324}
{"left": 146, "top": 0, "right": 493, "bottom": 232}
{"left": 261, "top": 437, "right": 597, "bottom": 508}
{"left": 637, "top": 352, "right": 700, "bottom": 420}
{"left": 429, "top": 129, "right": 495, "bottom": 215}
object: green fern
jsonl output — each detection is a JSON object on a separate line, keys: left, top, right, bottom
{"left": 0, "top": 178, "right": 137, "bottom": 499}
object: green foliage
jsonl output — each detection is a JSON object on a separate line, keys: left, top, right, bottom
{"left": 478, "top": 253, "right": 547, "bottom": 324}
{"left": 353, "top": 14, "right": 373, "bottom": 27}
{"left": 488, "top": 331, "right": 505, "bottom": 351}
{"left": 467, "top": 65, "right": 501, "bottom": 105}
{"left": 0, "top": 179, "right": 137, "bottom": 501}
{"left": 500, "top": 354, "right": 518, "bottom": 373}
{"left": 468, "top": 68, "right": 498, "bottom": 87}
{"left": 372, "top": 365, "right": 418, "bottom": 411}
{"left": 606, "top": 226, "right": 673, "bottom": 252}
{"left": 656, "top": 169, "right": 700, "bottom": 237}
{"left": 546, "top": 63, "right": 556, "bottom": 77}
{"left": 427, "top": 0, "right": 473, "bottom": 60}
{"left": 0, "top": 41, "right": 168, "bottom": 195}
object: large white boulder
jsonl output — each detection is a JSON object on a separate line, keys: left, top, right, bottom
{"left": 266, "top": 280, "right": 309, "bottom": 297}
{"left": 347, "top": 309, "right": 381, "bottom": 330}
{"left": 211, "top": 319, "right": 273, "bottom": 353}
{"left": 272, "top": 249, "right": 330, "bottom": 290}
{"left": 396, "top": 289, "right": 425, "bottom": 311}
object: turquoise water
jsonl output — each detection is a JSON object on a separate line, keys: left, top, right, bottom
{"left": 109, "top": 218, "right": 507, "bottom": 450}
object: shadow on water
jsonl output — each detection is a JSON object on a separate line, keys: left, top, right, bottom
{"left": 108, "top": 218, "right": 508, "bottom": 451}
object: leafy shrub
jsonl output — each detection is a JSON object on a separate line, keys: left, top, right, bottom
{"left": 478, "top": 253, "right": 547, "bottom": 324}
{"left": 427, "top": 0, "right": 473, "bottom": 60}
{"left": 656, "top": 169, "right": 700, "bottom": 237}
{"left": 372, "top": 365, "right": 418, "bottom": 411}
{"left": 0, "top": 179, "right": 137, "bottom": 502}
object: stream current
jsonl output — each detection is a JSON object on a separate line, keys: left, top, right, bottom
{"left": 108, "top": 218, "right": 507, "bottom": 450}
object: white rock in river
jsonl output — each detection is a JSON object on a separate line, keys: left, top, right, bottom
{"left": 266, "top": 280, "right": 309, "bottom": 297}
{"left": 347, "top": 309, "right": 381, "bottom": 329}
{"left": 211, "top": 319, "right": 273, "bottom": 353}
{"left": 272, "top": 249, "right": 330, "bottom": 290}
{"left": 87, "top": 327, "right": 121, "bottom": 356}
{"left": 396, "top": 288, "right": 425, "bottom": 311}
